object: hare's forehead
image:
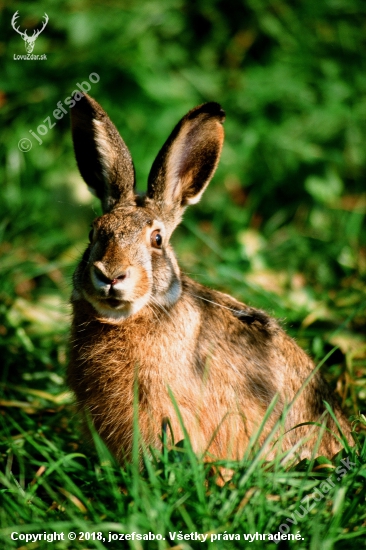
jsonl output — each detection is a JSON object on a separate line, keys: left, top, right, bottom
{"left": 93, "top": 208, "right": 162, "bottom": 237}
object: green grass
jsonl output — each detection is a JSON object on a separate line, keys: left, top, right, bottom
{"left": 0, "top": 381, "right": 366, "bottom": 550}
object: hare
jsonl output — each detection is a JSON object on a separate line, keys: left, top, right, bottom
{"left": 68, "top": 93, "right": 351, "bottom": 466}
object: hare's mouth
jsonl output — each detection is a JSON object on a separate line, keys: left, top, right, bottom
{"left": 86, "top": 291, "right": 151, "bottom": 321}
{"left": 104, "top": 298, "right": 128, "bottom": 309}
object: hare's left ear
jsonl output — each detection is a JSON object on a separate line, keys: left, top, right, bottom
{"left": 147, "top": 103, "right": 225, "bottom": 211}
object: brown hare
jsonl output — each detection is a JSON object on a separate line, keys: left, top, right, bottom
{"left": 68, "top": 93, "right": 351, "bottom": 466}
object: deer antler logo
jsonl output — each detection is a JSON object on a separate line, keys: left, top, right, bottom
{"left": 11, "top": 11, "right": 49, "bottom": 54}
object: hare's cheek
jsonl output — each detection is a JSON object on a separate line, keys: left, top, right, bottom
{"left": 132, "top": 267, "right": 152, "bottom": 299}
{"left": 73, "top": 248, "right": 92, "bottom": 290}
{"left": 84, "top": 270, "right": 103, "bottom": 298}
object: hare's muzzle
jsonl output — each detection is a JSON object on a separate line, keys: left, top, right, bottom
{"left": 93, "top": 263, "right": 129, "bottom": 286}
{"left": 91, "top": 262, "right": 131, "bottom": 298}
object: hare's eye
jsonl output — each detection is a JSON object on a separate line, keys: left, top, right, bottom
{"left": 151, "top": 230, "right": 162, "bottom": 249}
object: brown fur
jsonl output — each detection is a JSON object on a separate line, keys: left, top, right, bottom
{"left": 68, "top": 94, "right": 351, "bottom": 466}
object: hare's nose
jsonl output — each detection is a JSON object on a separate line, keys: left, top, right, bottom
{"left": 93, "top": 264, "right": 129, "bottom": 286}
{"left": 111, "top": 272, "right": 128, "bottom": 285}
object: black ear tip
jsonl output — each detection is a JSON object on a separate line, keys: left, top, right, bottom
{"left": 71, "top": 92, "right": 97, "bottom": 112}
{"left": 204, "top": 102, "right": 225, "bottom": 118}
{"left": 187, "top": 102, "right": 225, "bottom": 122}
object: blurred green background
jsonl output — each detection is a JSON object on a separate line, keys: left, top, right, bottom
{"left": 0, "top": 0, "right": 365, "bottom": 410}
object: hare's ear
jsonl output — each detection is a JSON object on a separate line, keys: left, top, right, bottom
{"left": 71, "top": 93, "right": 135, "bottom": 212}
{"left": 147, "top": 102, "right": 225, "bottom": 212}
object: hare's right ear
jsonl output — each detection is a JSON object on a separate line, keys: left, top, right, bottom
{"left": 71, "top": 93, "right": 135, "bottom": 212}
{"left": 147, "top": 102, "right": 225, "bottom": 214}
